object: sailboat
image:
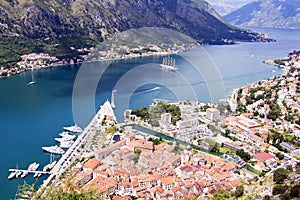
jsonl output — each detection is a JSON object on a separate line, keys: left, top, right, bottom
{"left": 160, "top": 56, "right": 178, "bottom": 71}
{"left": 27, "top": 70, "right": 36, "bottom": 85}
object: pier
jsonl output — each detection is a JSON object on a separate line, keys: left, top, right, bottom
{"left": 8, "top": 169, "right": 50, "bottom": 175}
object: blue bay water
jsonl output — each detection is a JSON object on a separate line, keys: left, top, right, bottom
{"left": 0, "top": 28, "right": 299, "bottom": 199}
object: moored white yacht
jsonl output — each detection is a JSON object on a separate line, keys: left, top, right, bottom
{"left": 55, "top": 134, "right": 76, "bottom": 142}
{"left": 8, "top": 171, "right": 17, "bottom": 179}
{"left": 59, "top": 131, "right": 70, "bottom": 137}
{"left": 49, "top": 160, "right": 57, "bottom": 169}
{"left": 63, "top": 124, "right": 83, "bottom": 133}
{"left": 43, "top": 161, "right": 57, "bottom": 172}
{"left": 42, "top": 145, "right": 65, "bottom": 155}
{"left": 15, "top": 171, "right": 23, "bottom": 178}
{"left": 33, "top": 172, "right": 42, "bottom": 178}
{"left": 59, "top": 140, "right": 74, "bottom": 149}
{"left": 31, "top": 163, "right": 40, "bottom": 171}
{"left": 21, "top": 171, "right": 28, "bottom": 178}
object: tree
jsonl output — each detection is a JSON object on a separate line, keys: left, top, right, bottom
{"left": 236, "top": 149, "right": 251, "bottom": 162}
{"left": 131, "top": 106, "right": 149, "bottom": 120}
{"left": 236, "top": 103, "right": 246, "bottom": 113}
{"left": 16, "top": 181, "right": 36, "bottom": 199}
{"left": 210, "top": 190, "right": 230, "bottom": 200}
{"left": 263, "top": 195, "right": 271, "bottom": 200}
{"left": 273, "top": 168, "right": 288, "bottom": 184}
{"left": 211, "top": 143, "right": 220, "bottom": 153}
{"left": 45, "top": 185, "right": 99, "bottom": 199}
{"left": 267, "top": 103, "right": 282, "bottom": 121}
{"left": 275, "top": 152, "right": 284, "bottom": 160}
{"left": 281, "top": 193, "right": 291, "bottom": 200}
{"left": 225, "top": 129, "right": 230, "bottom": 137}
{"left": 290, "top": 184, "right": 300, "bottom": 198}
{"left": 272, "top": 185, "right": 285, "bottom": 195}
{"left": 234, "top": 185, "right": 244, "bottom": 197}
{"left": 148, "top": 137, "right": 162, "bottom": 145}
{"left": 105, "top": 125, "right": 117, "bottom": 135}
{"left": 133, "top": 149, "right": 142, "bottom": 164}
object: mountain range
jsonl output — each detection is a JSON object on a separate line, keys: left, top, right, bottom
{"left": 0, "top": 0, "right": 271, "bottom": 67}
{"left": 205, "top": 0, "right": 253, "bottom": 16}
{"left": 224, "top": 0, "right": 300, "bottom": 29}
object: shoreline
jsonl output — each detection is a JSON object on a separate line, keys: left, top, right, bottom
{"left": 228, "top": 59, "right": 287, "bottom": 106}
{"left": 0, "top": 44, "right": 199, "bottom": 80}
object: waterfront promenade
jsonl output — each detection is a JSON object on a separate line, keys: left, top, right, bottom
{"left": 36, "top": 100, "right": 116, "bottom": 197}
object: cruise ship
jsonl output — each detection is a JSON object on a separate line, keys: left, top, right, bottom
{"left": 42, "top": 145, "right": 65, "bottom": 155}
{"left": 160, "top": 56, "right": 178, "bottom": 71}
{"left": 63, "top": 124, "right": 83, "bottom": 133}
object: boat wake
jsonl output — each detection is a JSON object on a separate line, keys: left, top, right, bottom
{"left": 133, "top": 87, "right": 160, "bottom": 96}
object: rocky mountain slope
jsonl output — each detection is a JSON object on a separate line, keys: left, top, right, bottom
{"left": 0, "top": 0, "right": 270, "bottom": 67}
{"left": 224, "top": 0, "right": 300, "bottom": 29}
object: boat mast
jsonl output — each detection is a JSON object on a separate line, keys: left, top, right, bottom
{"left": 50, "top": 153, "right": 53, "bottom": 164}
{"left": 31, "top": 70, "right": 35, "bottom": 82}
{"left": 111, "top": 90, "right": 116, "bottom": 109}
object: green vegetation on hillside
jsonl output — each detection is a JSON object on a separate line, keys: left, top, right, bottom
{"left": 271, "top": 168, "right": 300, "bottom": 199}
{"left": 131, "top": 102, "right": 181, "bottom": 127}
{"left": 0, "top": 36, "right": 95, "bottom": 67}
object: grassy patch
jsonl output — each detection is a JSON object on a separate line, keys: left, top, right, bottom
{"left": 220, "top": 147, "right": 236, "bottom": 155}
{"left": 247, "top": 164, "right": 261, "bottom": 175}
{"left": 294, "top": 156, "right": 300, "bottom": 161}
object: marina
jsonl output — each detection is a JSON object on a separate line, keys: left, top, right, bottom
{"left": 8, "top": 162, "right": 47, "bottom": 179}
{"left": 8, "top": 125, "right": 82, "bottom": 180}
{"left": 8, "top": 169, "right": 50, "bottom": 179}
{"left": 38, "top": 100, "right": 116, "bottom": 195}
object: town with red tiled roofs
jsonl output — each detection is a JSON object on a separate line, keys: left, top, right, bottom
{"left": 42, "top": 51, "right": 300, "bottom": 199}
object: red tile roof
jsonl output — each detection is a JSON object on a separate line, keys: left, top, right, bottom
{"left": 160, "top": 176, "right": 175, "bottom": 185}
{"left": 254, "top": 152, "right": 274, "bottom": 162}
{"left": 113, "top": 196, "right": 131, "bottom": 200}
{"left": 83, "top": 158, "right": 101, "bottom": 170}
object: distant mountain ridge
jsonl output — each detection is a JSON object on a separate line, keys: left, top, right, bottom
{"left": 0, "top": 0, "right": 271, "bottom": 67}
{"left": 224, "top": 0, "right": 300, "bottom": 29}
{"left": 205, "top": 0, "right": 253, "bottom": 16}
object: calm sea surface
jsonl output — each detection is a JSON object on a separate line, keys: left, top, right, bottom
{"left": 0, "top": 27, "right": 299, "bottom": 199}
